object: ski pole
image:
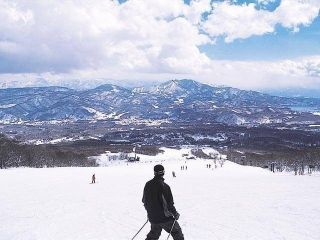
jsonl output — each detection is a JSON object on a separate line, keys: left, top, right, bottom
{"left": 166, "top": 219, "right": 177, "bottom": 240}
{"left": 131, "top": 219, "right": 148, "bottom": 240}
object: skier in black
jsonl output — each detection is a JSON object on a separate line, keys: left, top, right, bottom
{"left": 142, "top": 164, "right": 184, "bottom": 240}
{"left": 91, "top": 173, "right": 96, "bottom": 184}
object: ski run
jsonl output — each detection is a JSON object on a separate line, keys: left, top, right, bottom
{"left": 1, "top": 147, "right": 320, "bottom": 240}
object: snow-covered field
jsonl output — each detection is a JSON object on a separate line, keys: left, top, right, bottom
{"left": 1, "top": 149, "right": 320, "bottom": 240}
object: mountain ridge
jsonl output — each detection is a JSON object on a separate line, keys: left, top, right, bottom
{"left": 0, "top": 79, "right": 320, "bottom": 126}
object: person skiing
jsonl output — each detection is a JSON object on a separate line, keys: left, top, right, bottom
{"left": 142, "top": 164, "right": 184, "bottom": 240}
{"left": 91, "top": 173, "right": 96, "bottom": 184}
{"left": 172, "top": 171, "right": 176, "bottom": 178}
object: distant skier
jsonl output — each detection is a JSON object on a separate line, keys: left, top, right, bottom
{"left": 91, "top": 174, "right": 96, "bottom": 184}
{"left": 172, "top": 171, "right": 176, "bottom": 178}
{"left": 142, "top": 164, "right": 184, "bottom": 240}
{"left": 185, "top": 166, "right": 187, "bottom": 170}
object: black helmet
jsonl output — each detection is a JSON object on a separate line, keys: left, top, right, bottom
{"left": 154, "top": 164, "right": 165, "bottom": 176}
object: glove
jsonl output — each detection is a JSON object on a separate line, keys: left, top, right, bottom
{"left": 173, "top": 212, "right": 180, "bottom": 220}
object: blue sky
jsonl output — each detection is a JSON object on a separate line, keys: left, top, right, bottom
{"left": 115, "top": 0, "right": 320, "bottom": 61}
{"left": 198, "top": 0, "right": 320, "bottom": 61}
{"left": 0, "top": 0, "right": 319, "bottom": 94}
{"left": 201, "top": 17, "right": 320, "bottom": 61}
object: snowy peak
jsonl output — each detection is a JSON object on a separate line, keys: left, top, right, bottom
{"left": 150, "top": 80, "right": 184, "bottom": 95}
{"left": 90, "top": 84, "right": 130, "bottom": 94}
{"left": 132, "top": 87, "right": 148, "bottom": 94}
{"left": 150, "top": 79, "right": 207, "bottom": 95}
{"left": 175, "top": 79, "right": 201, "bottom": 89}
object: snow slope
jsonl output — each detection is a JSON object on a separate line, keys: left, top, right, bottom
{"left": 0, "top": 152, "right": 320, "bottom": 240}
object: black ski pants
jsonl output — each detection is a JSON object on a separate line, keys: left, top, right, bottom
{"left": 146, "top": 220, "right": 184, "bottom": 240}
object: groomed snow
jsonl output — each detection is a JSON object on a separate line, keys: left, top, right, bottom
{"left": 1, "top": 152, "right": 320, "bottom": 240}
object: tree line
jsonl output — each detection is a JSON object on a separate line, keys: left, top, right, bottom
{"left": 226, "top": 147, "right": 320, "bottom": 175}
{"left": 0, "top": 134, "right": 97, "bottom": 168}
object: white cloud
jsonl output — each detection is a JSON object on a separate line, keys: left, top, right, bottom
{"left": 0, "top": 0, "right": 319, "bottom": 91}
{"left": 198, "top": 56, "right": 320, "bottom": 90}
{"left": 185, "top": 0, "right": 212, "bottom": 24}
{"left": 1, "top": 55, "right": 320, "bottom": 91}
{"left": 275, "top": 0, "right": 320, "bottom": 32}
{"left": 203, "top": 0, "right": 320, "bottom": 42}
{"left": 203, "top": 2, "right": 274, "bottom": 42}
{"left": 0, "top": 0, "right": 211, "bottom": 74}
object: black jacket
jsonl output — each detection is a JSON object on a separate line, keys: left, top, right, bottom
{"left": 142, "top": 176, "right": 178, "bottom": 223}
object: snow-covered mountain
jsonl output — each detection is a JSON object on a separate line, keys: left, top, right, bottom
{"left": 1, "top": 79, "right": 320, "bottom": 125}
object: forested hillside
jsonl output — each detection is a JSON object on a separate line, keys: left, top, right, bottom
{"left": 0, "top": 135, "right": 96, "bottom": 168}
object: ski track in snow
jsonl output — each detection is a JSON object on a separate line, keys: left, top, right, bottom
{"left": 1, "top": 155, "right": 320, "bottom": 240}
